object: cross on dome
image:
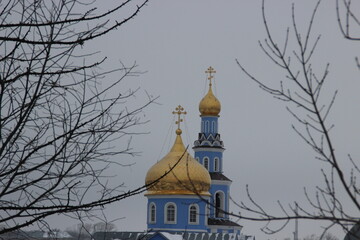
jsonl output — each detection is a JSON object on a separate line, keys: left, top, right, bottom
{"left": 199, "top": 66, "right": 221, "bottom": 117}
{"left": 205, "top": 66, "right": 216, "bottom": 87}
{"left": 172, "top": 105, "right": 187, "bottom": 135}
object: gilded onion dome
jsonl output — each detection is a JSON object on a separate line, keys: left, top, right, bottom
{"left": 199, "top": 66, "right": 221, "bottom": 116}
{"left": 145, "top": 106, "right": 211, "bottom": 196}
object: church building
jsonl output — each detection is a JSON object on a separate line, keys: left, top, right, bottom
{"left": 94, "top": 67, "right": 254, "bottom": 240}
{"left": 145, "top": 66, "right": 241, "bottom": 234}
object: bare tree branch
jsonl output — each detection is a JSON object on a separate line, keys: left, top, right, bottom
{"left": 0, "top": 0, "right": 157, "bottom": 235}
{"left": 234, "top": 0, "right": 360, "bottom": 235}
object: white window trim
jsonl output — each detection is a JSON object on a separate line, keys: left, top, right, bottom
{"left": 149, "top": 202, "right": 156, "bottom": 224}
{"left": 215, "top": 191, "right": 225, "bottom": 218}
{"left": 205, "top": 204, "right": 210, "bottom": 226}
{"left": 164, "top": 202, "right": 177, "bottom": 224}
{"left": 214, "top": 157, "right": 219, "bottom": 172}
{"left": 188, "top": 204, "right": 199, "bottom": 225}
{"left": 203, "top": 157, "right": 209, "bottom": 170}
{"left": 212, "top": 121, "right": 216, "bottom": 133}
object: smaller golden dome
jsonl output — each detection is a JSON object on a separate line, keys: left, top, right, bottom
{"left": 145, "top": 131, "right": 211, "bottom": 196}
{"left": 199, "top": 85, "right": 221, "bottom": 117}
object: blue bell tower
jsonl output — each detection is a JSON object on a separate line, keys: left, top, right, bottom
{"left": 144, "top": 67, "right": 242, "bottom": 235}
{"left": 193, "top": 67, "right": 235, "bottom": 232}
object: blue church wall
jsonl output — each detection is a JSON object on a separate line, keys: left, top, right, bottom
{"left": 147, "top": 196, "right": 209, "bottom": 232}
{"left": 201, "top": 116, "right": 218, "bottom": 136}
{"left": 194, "top": 150, "right": 223, "bottom": 173}
{"left": 209, "top": 183, "right": 230, "bottom": 219}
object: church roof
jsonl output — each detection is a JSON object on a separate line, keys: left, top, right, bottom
{"left": 145, "top": 106, "right": 211, "bottom": 196}
{"left": 93, "top": 231, "right": 153, "bottom": 240}
{"left": 208, "top": 218, "right": 241, "bottom": 227}
{"left": 144, "top": 134, "right": 211, "bottom": 196}
{"left": 210, "top": 172, "right": 232, "bottom": 182}
{"left": 93, "top": 232, "right": 246, "bottom": 240}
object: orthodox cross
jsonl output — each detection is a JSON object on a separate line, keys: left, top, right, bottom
{"left": 172, "top": 105, "right": 187, "bottom": 131}
{"left": 205, "top": 66, "right": 216, "bottom": 87}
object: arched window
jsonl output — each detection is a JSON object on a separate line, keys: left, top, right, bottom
{"left": 215, "top": 191, "right": 225, "bottom": 218}
{"left": 165, "top": 203, "right": 176, "bottom": 224}
{"left": 189, "top": 204, "right": 199, "bottom": 224}
{"left": 206, "top": 120, "right": 210, "bottom": 133}
{"left": 149, "top": 203, "right": 156, "bottom": 223}
{"left": 214, "top": 158, "right": 219, "bottom": 172}
{"left": 203, "top": 157, "right": 209, "bottom": 170}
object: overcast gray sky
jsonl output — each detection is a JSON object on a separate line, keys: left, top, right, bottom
{"left": 47, "top": 1, "right": 360, "bottom": 239}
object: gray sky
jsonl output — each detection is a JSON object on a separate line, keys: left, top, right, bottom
{"left": 48, "top": 1, "right": 360, "bottom": 239}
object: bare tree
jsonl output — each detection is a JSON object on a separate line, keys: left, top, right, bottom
{"left": 66, "top": 223, "right": 93, "bottom": 240}
{"left": 234, "top": 0, "right": 359, "bottom": 237}
{"left": 303, "top": 234, "right": 319, "bottom": 240}
{"left": 336, "top": 0, "right": 360, "bottom": 69}
{"left": 92, "top": 222, "right": 116, "bottom": 233}
{"left": 336, "top": 0, "right": 360, "bottom": 41}
{"left": 322, "top": 233, "right": 340, "bottom": 240}
{"left": 66, "top": 222, "right": 116, "bottom": 240}
{"left": 0, "top": 0, "right": 157, "bottom": 235}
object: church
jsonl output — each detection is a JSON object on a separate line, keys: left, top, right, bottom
{"left": 94, "top": 67, "right": 254, "bottom": 240}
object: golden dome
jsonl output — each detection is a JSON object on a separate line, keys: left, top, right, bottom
{"left": 199, "top": 85, "right": 221, "bottom": 117}
{"left": 145, "top": 131, "right": 211, "bottom": 196}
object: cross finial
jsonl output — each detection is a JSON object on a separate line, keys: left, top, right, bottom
{"left": 172, "top": 105, "right": 187, "bottom": 135}
{"left": 205, "top": 66, "right": 216, "bottom": 87}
